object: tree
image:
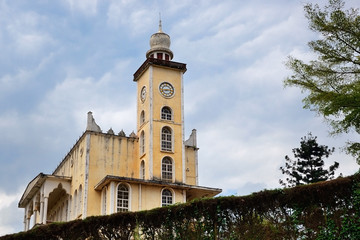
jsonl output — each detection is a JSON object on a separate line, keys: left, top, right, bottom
{"left": 284, "top": 0, "right": 360, "bottom": 163}
{"left": 279, "top": 133, "right": 339, "bottom": 187}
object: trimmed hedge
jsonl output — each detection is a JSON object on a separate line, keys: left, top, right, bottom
{"left": 2, "top": 174, "right": 360, "bottom": 240}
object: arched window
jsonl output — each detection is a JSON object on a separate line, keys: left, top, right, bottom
{"left": 162, "top": 157, "right": 173, "bottom": 181}
{"left": 161, "top": 127, "right": 172, "bottom": 151}
{"left": 162, "top": 189, "right": 173, "bottom": 206}
{"left": 101, "top": 187, "right": 107, "bottom": 215}
{"left": 140, "top": 131, "right": 145, "bottom": 155}
{"left": 117, "top": 184, "right": 129, "bottom": 212}
{"left": 78, "top": 185, "right": 82, "bottom": 216}
{"left": 161, "top": 106, "right": 172, "bottom": 120}
{"left": 140, "top": 110, "right": 145, "bottom": 125}
{"left": 140, "top": 160, "right": 145, "bottom": 180}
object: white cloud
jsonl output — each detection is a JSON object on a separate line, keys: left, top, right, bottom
{"left": 2, "top": 0, "right": 360, "bottom": 235}
{"left": 107, "top": 0, "right": 153, "bottom": 35}
{"left": 0, "top": 189, "right": 24, "bottom": 236}
{"left": 67, "top": 0, "right": 98, "bottom": 15}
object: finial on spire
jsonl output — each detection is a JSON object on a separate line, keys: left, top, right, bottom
{"left": 158, "top": 12, "right": 163, "bottom": 33}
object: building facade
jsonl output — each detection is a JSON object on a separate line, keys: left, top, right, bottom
{"left": 18, "top": 23, "right": 221, "bottom": 231}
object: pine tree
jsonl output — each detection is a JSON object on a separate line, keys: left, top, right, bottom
{"left": 279, "top": 133, "right": 339, "bottom": 187}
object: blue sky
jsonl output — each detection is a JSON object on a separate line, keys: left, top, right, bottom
{"left": 1, "top": 0, "right": 359, "bottom": 235}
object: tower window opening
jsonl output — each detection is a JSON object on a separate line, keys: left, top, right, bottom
{"left": 162, "top": 189, "right": 173, "bottom": 206}
{"left": 162, "top": 157, "right": 173, "bottom": 181}
{"left": 157, "top": 53, "right": 163, "bottom": 60}
{"left": 161, "top": 127, "right": 172, "bottom": 151}
{"left": 161, "top": 107, "right": 172, "bottom": 120}
{"left": 117, "top": 184, "right": 129, "bottom": 212}
{"left": 140, "top": 110, "right": 145, "bottom": 125}
{"left": 140, "top": 160, "right": 145, "bottom": 179}
{"left": 140, "top": 131, "right": 145, "bottom": 155}
{"left": 165, "top": 54, "right": 169, "bottom": 61}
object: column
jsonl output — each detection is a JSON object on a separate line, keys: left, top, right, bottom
{"left": 109, "top": 182, "right": 115, "bottom": 214}
{"left": 23, "top": 210, "right": 27, "bottom": 231}
{"left": 33, "top": 210, "right": 37, "bottom": 227}
{"left": 26, "top": 216, "right": 30, "bottom": 231}
{"left": 138, "top": 184, "right": 142, "bottom": 211}
{"left": 42, "top": 197, "right": 48, "bottom": 224}
{"left": 39, "top": 199, "right": 44, "bottom": 224}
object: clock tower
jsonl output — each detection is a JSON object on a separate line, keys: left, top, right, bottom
{"left": 134, "top": 20, "right": 187, "bottom": 184}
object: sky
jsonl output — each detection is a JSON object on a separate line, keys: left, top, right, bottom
{"left": 1, "top": 0, "right": 360, "bottom": 236}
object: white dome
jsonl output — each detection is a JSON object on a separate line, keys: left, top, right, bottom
{"left": 146, "top": 24, "right": 173, "bottom": 60}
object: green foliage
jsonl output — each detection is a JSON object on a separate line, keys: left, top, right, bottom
{"left": 280, "top": 133, "right": 339, "bottom": 187}
{"left": 284, "top": 0, "right": 360, "bottom": 163}
{"left": 316, "top": 183, "right": 360, "bottom": 240}
{"left": 2, "top": 175, "right": 360, "bottom": 240}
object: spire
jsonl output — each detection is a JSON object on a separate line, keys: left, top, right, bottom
{"left": 158, "top": 13, "right": 163, "bottom": 33}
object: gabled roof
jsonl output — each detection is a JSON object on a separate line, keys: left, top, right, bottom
{"left": 18, "top": 173, "right": 71, "bottom": 208}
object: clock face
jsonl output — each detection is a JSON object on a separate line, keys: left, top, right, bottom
{"left": 159, "top": 82, "right": 174, "bottom": 98}
{"left": 140, "top": 86, "right": 146, "bottom": 102}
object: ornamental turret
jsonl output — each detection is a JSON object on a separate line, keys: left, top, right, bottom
{"left": 146, "top": 19, "right": 173, "bottom": 60}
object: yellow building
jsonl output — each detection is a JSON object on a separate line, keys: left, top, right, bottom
{"left": 18, "top": 22, "right": 221, "bottom": 231}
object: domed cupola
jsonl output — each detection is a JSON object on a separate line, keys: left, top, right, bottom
{"left": 146, "top": 19, "right": 173, "bottom": 61}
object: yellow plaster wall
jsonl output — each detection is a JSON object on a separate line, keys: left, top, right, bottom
{"left": 136, "top": 65, "right": 185, "bottom": 184}
{"left": 185, "top": 147, "right": 197, "bottom": 185}
{"left": 52, "top": 136, "right": 87, "bottom": 219}
{"left": 86, "top": 133, "right": 139, "bottom": 216}
{"left": 139, "top": 184, "right": 185, "bottom": 210}
{"left": 151, "top": 66, "right": 183, "bottom": 183}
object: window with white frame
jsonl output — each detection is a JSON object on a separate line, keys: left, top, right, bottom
{"left": 161, "top": 127, "right": 172, "bottom": 151}
{"left": 140, "top": 160, "right": 145, "bottom": 180}
{"left": 117, "top": 184, "right": 129, "bottom": 212}
{"left": 162, "top": 189, "right": 173, "bottom": 206}
{"left": 161, "top": 106, "right": 172, "bottom": 120}
{"left": 162, "top": 157, "right": 173, "bottom": 181}
{"left": 140, "top": 131, "right": 145, "bottom": 155}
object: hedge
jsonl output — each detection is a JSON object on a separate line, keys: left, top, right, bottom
{"left": 2, "top": 174, "right": 360, "bottom": 240}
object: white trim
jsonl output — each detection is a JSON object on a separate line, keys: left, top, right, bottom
{"left": 181, "top": 72, "right": 186, "bottom": 183}
{"left": 149, "top": 66, "right": 153, "bottom": 180}
{"left": 83, "top": 133, "right": 90, "bottom": 219}
{"left": 109, "top": 182, "right": 115, "bottom": 214}
{"left": 139, "top": 184, "right": 142, "bottom": 211}
{"left": 195, "top": 148, "right": 199, "bottom": 185}
{"left": 67, "top": 195, "right": 71, "bottom": 221}
{"left": 115, "top": 182, "right": 132, "bottom": 212}
{"left": 101, "top": 187, "right": 107, "bottom": 215}
{"left": 183, "top": 190, "right": 186, "bottom": 203}
{"left": 73, "top": 189, "right": 77, "bottom": 219}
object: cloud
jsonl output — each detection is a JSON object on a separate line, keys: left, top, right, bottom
{"left": 66, "top": 0, "right": 98, "bottom": 16}
{"left": 0, "top": 189, "right": 24, "bottom": 236}
{"left": 1, "top": 0, "right": 360, "bottom": 235}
